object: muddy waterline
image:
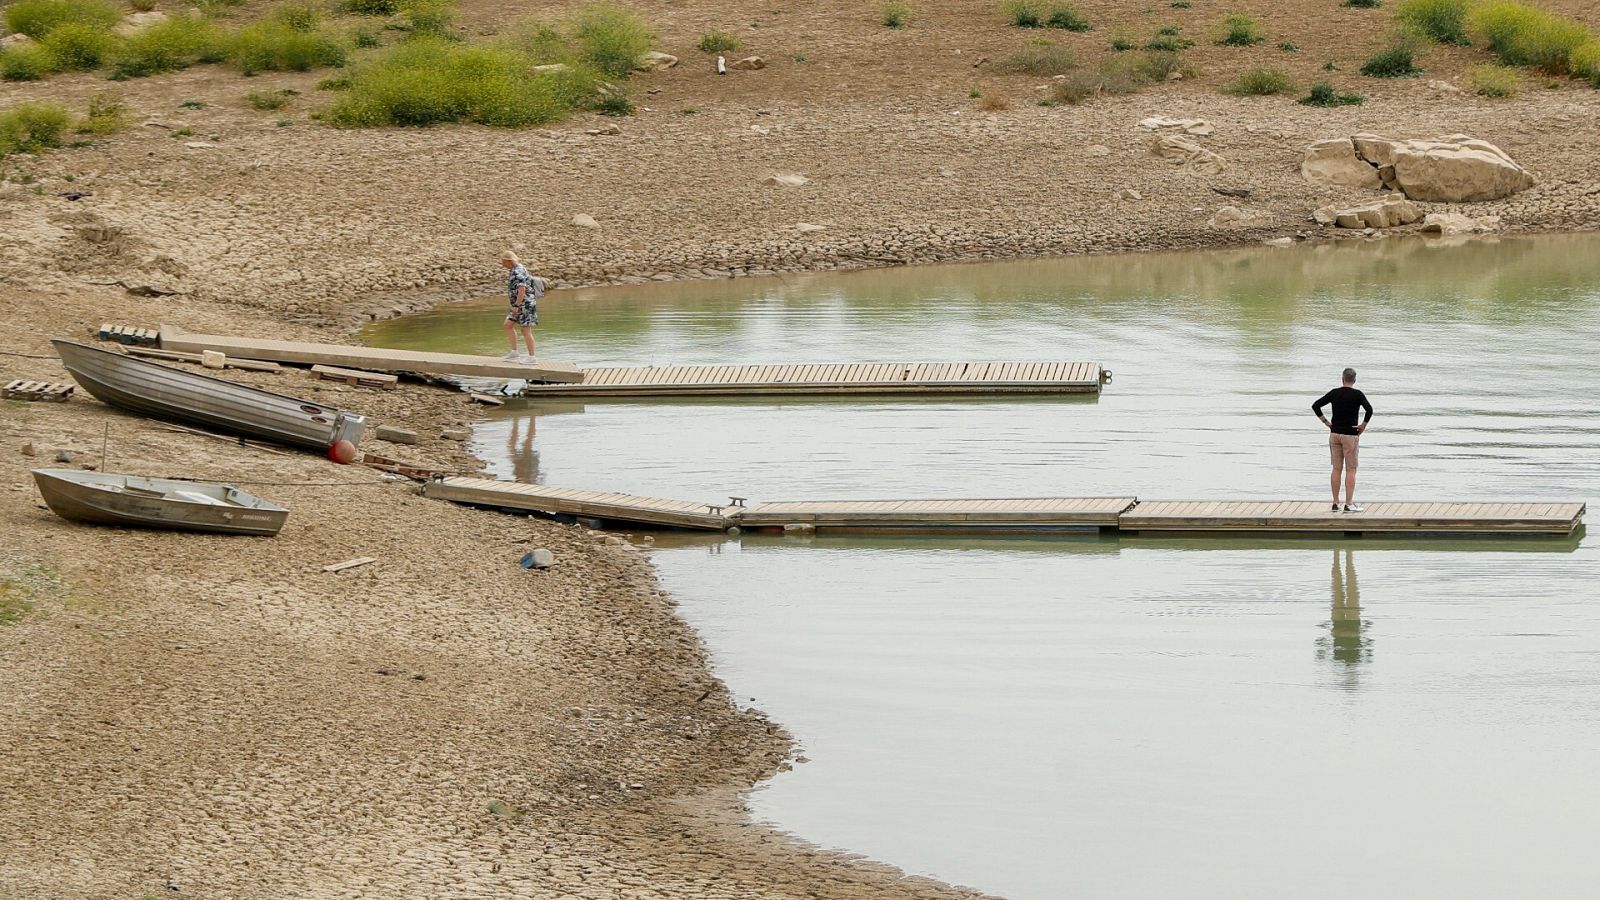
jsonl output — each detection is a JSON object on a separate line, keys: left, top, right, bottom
{"left": 368, "top": 235, "right": 1600, "bottom": 899}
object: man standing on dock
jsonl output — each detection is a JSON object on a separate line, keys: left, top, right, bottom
{"left": 1313, "top": 368, "right": 1374, "bottom": 513}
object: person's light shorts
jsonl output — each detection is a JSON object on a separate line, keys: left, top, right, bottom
{"left": 1329, "top": 433, "right": 1359, "bottom": 469}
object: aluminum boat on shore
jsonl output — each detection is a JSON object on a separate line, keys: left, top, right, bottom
{"left": 32, "top": 468, "right": 288, "bottom": 536}
{"left": 52, "top": 339, "right": 366, "bottom": 452}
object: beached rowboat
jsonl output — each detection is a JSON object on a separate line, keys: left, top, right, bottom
{"left": 32, "top": 468, "right": 289, "bottom": 536}
{"left": 52, "top": 339, "right": 366, "bottom": 452}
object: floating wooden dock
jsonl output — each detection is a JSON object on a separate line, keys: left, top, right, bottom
{"left": 158, "top": 325, "right": 584, "bottom": 383}
{"left": 519, "top": 361, "right": 1105, "bottom": 397}
{"left": 1116, "top": 500, "right": 1588, "bottom": 535}
{"left": 424, "top": 480, "right": 1585, "bottom": 537}
{"left": 423, "top": 477, "right": 736, "bottom": 530}
{"left": 738, "top": 497, "right": 1135, "bottom": 530}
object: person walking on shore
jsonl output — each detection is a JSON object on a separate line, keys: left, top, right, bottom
{"left": 1313, "top": 368, "right": 1374, "bottom": 513}
{"left": 501, "top": 251, "right": 546, "bottom": 361}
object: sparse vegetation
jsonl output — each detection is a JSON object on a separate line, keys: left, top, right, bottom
{"left": 569, "top": 2, "right": 655, "bottom": 77}
{"left": 1342, "top": 0, "right": 1381, "bottom": 7}
{"left": 246, "top": 89, "right": 294, "bottom": 109}
{"left": 320, "top": 36, "right": 608, "bottom": 128}
{"left": 1110, "top": 35, "right": 1135, "bottom": 51}
{"left": 3, "top": 0, "right": 119, "bottom": 39}
{"left": 399, "top": 0, "right": 455, "bottom": 38}
{"left": 987, "top": 42, "right": 1075, "bottom": 75}
{"left": 1466, "top": 62, "right": 1522, "bottom": 94}
{"left": 78, "top": 91, "right": 127, "bottom": 133}
{"left": 697, "top": 30, "right": 740, "bottom": 53}
{"left": 1002, "top": 0, "right": 1042, "bottom": 28}
{"left": 976, "top": 91, "right": 1011, "bottom": 110}
{"left": 881, "top": 0, "right": 910, "bottom": 28}
{"left": 1046, "top": 4, "right": 1091, "bottom": 31}
{"left": 228, "top": 21, "right": 347, "bottom": 75}
{"left": 352, "top": 26, "right": 381, "bottom": 48}
{"left": 1050, "top": 50, "right": 1180, "bottom": 103}
{"left": 1299, "top": 80, "right": 1364, "bottom": 105}
{"left": 1171, "top": 0, "right": 1191, "bottom": 7}
{"left": 1226, "top": 66, "right": 1294, "bottom": 94}
{"left": 1396, "top": 0, "right": 1471, "bottom": 44}
{"left": 341, "top": 0, "right": 398, "bottom": 13}
{"left": 111, "top": 14, "right": 226, "bottom": 78}
{"left": 1217, "top": 13, "right": 1264, "bottom": 45}
{"left": 1467, "top": 1, "right": 1589, "bottom": 73}
{"left": 1573, "top": 42, "right": 1600, "bottom": 86}
{"left": 1145, "top": 30, "right": 1193, "bottom": 51}
{"left": 1, "top": 42, "right": 58, "bottom": 80}
{"left": 41, "top": 21, "right": 118, "bottom": 70}
{"left": 1360, "top": 44, "right": 1421, "bottom": 76}
{"left": 0, "top": 101, "right": 72, "bottom": 158}
{"left": 1278, "top": 42, "right": 1298, "bottom": 51}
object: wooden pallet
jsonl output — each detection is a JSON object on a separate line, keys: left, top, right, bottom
{"left": 312, "top": 364, "right": 398, "bottom": 390}
{"left": 2, "top": 379, "right": 74, "bottom": 402}
{"left": 98, "top": 324, "right": 159, "bottom": 346}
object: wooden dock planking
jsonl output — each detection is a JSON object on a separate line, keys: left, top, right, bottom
{"left": 422, "top": 476, "right": 735, "bottom": 530}
{"left": 739, "top": 497, "right": 1137, "bottom": 529}
{"left": 159, "top": 325, "right": 584, "bottom": 383}
{"left": 519, "top": 360, "right": 1104, "bottom": 398}
{"left": 1117, "top": 500, "right": 1586, "bottom": 535}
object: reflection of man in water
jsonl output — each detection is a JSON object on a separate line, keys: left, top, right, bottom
{"left": 506, "top": 415, "right": 540, "bottom": 484}
{"left": 1318, "top": 549, "right": 1370, "bottom": 679}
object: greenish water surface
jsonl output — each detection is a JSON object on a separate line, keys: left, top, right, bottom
{"left": 368, "top": 235, "right": 1600, "bottom": 899}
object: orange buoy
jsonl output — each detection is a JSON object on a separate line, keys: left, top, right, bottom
{"left": 328, "top": 439, "right": 358, "bottom": 464}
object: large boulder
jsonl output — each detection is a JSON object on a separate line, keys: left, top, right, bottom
{"left": 1301, "top": 138, "right": 1382, "bottom": 190}
{"left": 1302, "top": 133, "right": 1534, "bottom": 202}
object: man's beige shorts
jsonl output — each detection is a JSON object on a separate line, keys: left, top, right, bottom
{"left": 1329, "top": 433, "right": 1360, "bottom": 469}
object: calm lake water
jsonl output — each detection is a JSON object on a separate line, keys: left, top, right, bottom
{"left": 368, "top": 235, "right": 1600, "bottom": 899}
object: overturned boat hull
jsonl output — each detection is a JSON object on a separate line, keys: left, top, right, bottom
{"left": 53, "top": 339, "right": 365, "bottom": 451}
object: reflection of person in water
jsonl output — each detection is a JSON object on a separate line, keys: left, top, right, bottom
{"left": 1318, "top": 549, "right": 1371, "bottom": 678}
{"left": 506, "top": 415, "right": 540, "bottom": 485}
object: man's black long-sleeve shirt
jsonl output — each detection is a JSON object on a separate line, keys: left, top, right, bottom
{"left": 1313, "top": 387, "right": 1373, "bottom": 436}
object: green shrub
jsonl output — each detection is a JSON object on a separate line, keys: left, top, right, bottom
{"left": 1217, "top": 13, "right": 1263, "bottom": 45}
{"left": 229, "top": 21, "right": 346, "bottom": 74}
{"left": 592, "top": 90, "right": 633, "bottom": 115}
{"left": 1278, "top": 41, "right": 1298, "bottom": 51}
{"left": 112, "top": 14, "right": 225, "bottom": 77}
{"left": 130, "top": 0, "right": 155, "bottom": 10}
{"left": 399, "top": 0, "right": 455, "bottom": 37}
{"left": 571, "top": 2, "right": 654, "bottom": 77}
{"left": 78, "top": 91, "right": 126, "bottom": 133}
{"left": 1, "top": 43, "right": 58, "bottom": 80}
{"left": 1299, "top": 80, "right": 1363, "bottom": 105}
{"left": 352, "top": 26, "right": 380, "bottom": 48}
{"left": 1144, "top": 32, "right": 1193, "bottom": 51}
{"left": 1171, "top": 0, "right": 1190, "bottom": 7}
{"left": 321, "top": 36, "right": 602, "bottom": 127}
{"left": 1226, "top": 66, "right": 1293, "bottom": 94}
{"left": 1110, "top": 34, "right": 1135, "bottom": 51}
{"left": 697, "top": 30, "right": 740, "bottom": 53}
{"left": 1342, "top": 0, "right": 1381, "bottom": 7}
{"left": 1466, "top": 63, "right": 1521, "bottom": 95}
{"left": 1046, "top": 4, "right": 1090, "bottom": 31}
{"left": 881, "top": 0, "right": 910, "bottom": 28}
{"left": 987, "top": 42, "right": 1075, "bottom": 74}
{"left": 42, "top": 21, "right": 121, "bottom": 70}
{"left": 1360, "top": 44, "right": 1420, "bottom": 76}
{"left": 1466, "top": 3, "right": 1588, "bottom": 73}
{"left": 269, "top": 1, "right": 323, "bottom": 31}
{"left": 1134, "top": 48, "right": 1190, "bottom": 80}
{"left": 0, "top": 101, "right": 72, "bottom": 156}
{"left": 2, "top": 0, "right": 119, "bottom": 39}
{"left": 246, "top": 89, "right": 292, "bottom": 109}
{"left": 1573, "top": 42, "right": 1600, "bottom": 86}
{"left": 341, "top": 0, "right": 398, "bottom": 14}
{"left": 1002, "top": 0, "right": 1042, "bottom": 28}
{"left": 1395, "top": 0, "right": 1471, "bottom": 44}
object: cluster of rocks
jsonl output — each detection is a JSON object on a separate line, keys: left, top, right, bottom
{"left": 1302, "top": 133, "right": 1534, "bottom": 231}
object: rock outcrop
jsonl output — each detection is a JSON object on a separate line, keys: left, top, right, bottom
{"left": 1312, "top": 194, "right": 1422, "bottom": 229}
{"left": 1301, "top": 134, "right": 1534, "bottom": 202}
{"left": 1150, "top": 135, "right": 1226, "bottom": 175}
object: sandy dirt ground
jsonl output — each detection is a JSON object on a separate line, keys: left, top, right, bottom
{"left": 3, "top": 0, "right": 1600, "bottom": 896}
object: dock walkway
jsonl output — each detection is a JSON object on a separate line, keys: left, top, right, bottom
{"left": 519, "top": 361, "right": 1105, "bottom": 398}
{"left": 159, "top": 325, "right": 584, "bottom": 383}
{"left": 423, "top": 478, "right": 1585, "bottom": 537}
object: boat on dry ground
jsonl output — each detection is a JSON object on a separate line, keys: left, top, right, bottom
{"left": 32, "top": 468, "right": 289, "bottom": 536}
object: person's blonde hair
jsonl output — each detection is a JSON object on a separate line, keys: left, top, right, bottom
{"left": 501, "top": 250, "right": 520, "bottom": 265}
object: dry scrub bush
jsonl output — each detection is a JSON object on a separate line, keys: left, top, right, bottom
{"left": 1466, "top": 63, "right": 1521, "bottom": 95}
{"left": 1395, "top": 0, "right": 1470, "bottom": 44}
{"left": 1467, "top": 1, "right": 1589, "bottom": 73}
{"left": 78, "top": 91, "right": 127, "bottom": 133}
{"left": 976, "top": 91, "right": 1010, "bottom": 110}
{"left": 111, "top": 14, "right": 225, "bottom": 77}
{"left": 569, "top": 3, "right": 654, "bottom": 77}
{"left": 40, "top": 21, "right": 119, "bottom": 70}
{"left": 229, "top": 21, "right": 346, "bottom": 74}
{"left": 1, "top": 42, "right": 58, "bottom": 80}
{"left": 1226, "top": 67, "right": 1294, "bottom": 94}
{"left": 1572, "top": 42, "right": 1600, "bottom": 86}
{"left": 987, "top": 43, "right": 1075, "bottom": 74}
{"left": 697, "top": 30, "right": 740, "bottom": 53}
{"left": 1217, "top": 13, "right": 1264, "bottom": 46}
{"left": 881, "top": 0, "right": 910, "bottom": 28}
{"left": 0, "top": 102, "right": 71, "bottom": 157}
{"left": 2, "top": 0, "right": 119, "bottom": 39}
{"left": 1050, "top": 52, "right": 1174, "bottom": 103}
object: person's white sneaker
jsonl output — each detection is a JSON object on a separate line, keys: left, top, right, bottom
{"left": 501, "top": 351, "right": 520, "bottom": 361}
{"left": 1344, "top": 503, "right": 1365, "bottom": 513}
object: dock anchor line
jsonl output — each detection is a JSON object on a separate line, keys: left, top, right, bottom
{"left": 422, "top": 478, "right": 1586, "bottom": 538}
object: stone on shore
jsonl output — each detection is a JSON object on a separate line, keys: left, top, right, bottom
{"left": 764, "top": 173, "right": 809, "bottom": 187}
{"left": 1209, "top": 206, "right": 1271, "bottom": 229}
{"left": 375, "top": 425, "right": 419, "bottom": 444}
{"left": 1314, "top": 194, "right": 1422, "bottom": 229}
{"left": 794, "top": 223, "right": 826, "bottom": 233}
{"left": 1138, "top": 116, "right": 1215, "bottom": 136}
{"left": 571, "top": 213, "right": 600, "bottom": 229}
{"left": 1421, "top": 211, "right": 1501, "bottom": 235}
{"left": 519, "top": 548, "right": 555, "bottom": 570}
{"left": 730, "top": 56, "right": 766, "bottom": 71}
{"left": 635, "top": 51, "right": 678, "bottom": 72}
{"left": 1150, "top": 135, "right": 1226, "bottom": 175}
{"left": 1303, "top": 133, "right": 1534, "bottom": 202}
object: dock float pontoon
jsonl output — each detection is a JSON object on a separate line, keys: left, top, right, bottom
{"left": 518, "top": 361, "right": 1106, "bottom": 398}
